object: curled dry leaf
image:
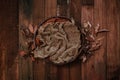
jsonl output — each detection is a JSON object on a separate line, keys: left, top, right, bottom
{"left": 94, "top": 24, "right": 100, "bottom": 34}
{"left": 28, "top": 24, "right": 34, "bottom": 33}
{"left": 19, "top": 50, "right": 26, "bottom": 56}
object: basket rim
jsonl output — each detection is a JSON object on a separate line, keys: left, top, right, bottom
{"left": 38, "top": 16, "right": 72, "bottom": 27}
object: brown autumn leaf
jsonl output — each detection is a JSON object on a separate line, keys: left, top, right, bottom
{"left": 86, "top": 34, "right": 95, "bottom": 42}
{"left": 28, "top": 24, "right": 34, "bottom": 33}
{"left": 19, "top": 50, "right": 26, "bottom": 56}
{"left": 94, "top": 24, "right": 100, "bottom": 34}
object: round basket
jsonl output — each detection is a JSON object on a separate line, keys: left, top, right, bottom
{"left": 34, "top": 16, "right": 81, "bottom": 64}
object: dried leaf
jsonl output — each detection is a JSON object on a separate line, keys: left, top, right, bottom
{"left": 86, "top": 34, "right": 95, "bottom": 42}
{"left": 31, "top": 56, "right": 35, "bottom": 61}
{"left": 28, "top": 24, "right": 34, "bottom": 33}
{"left": 94, "top": 24, "right": 100, "bottom": 33}
{"left": 19, "top": 50, "right": 26, "bottom": 56}
{"left": 98, "top": 29, "right": 109, "bottom": 33}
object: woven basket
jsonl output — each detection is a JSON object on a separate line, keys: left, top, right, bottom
{"left": 34, "top": 16, "right": 81, "bottom": 65}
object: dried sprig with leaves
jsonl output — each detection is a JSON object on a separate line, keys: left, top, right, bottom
{"left": 19, "top": 24, "right": 37, "bottom": 60}
{"left": 80, "top": 21, "right": 109, "bottom": 62}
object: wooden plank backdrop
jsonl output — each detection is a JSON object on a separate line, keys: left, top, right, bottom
{"left": 0, "top": 0, "right": 120, "bottom": 80}
{"left": 0, "top": 0, "right": 19, "bottom": 80}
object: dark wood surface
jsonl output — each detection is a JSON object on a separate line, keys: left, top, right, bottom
{"left": 0, "top": 0, "right": 120, "bottom": 80}
{"left": 106, "top": 0, "right": 120, "bottom": 79}
{"left": 0, "top": 0, "right": 18, "bottom": 80}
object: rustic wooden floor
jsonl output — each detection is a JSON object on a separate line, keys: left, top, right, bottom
{"left": 0, "top": 0, "right": 120, "bottom": 80}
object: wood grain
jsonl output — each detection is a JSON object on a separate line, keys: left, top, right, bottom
{"left": 32, "top": 0, "right": 46, "bottom": 80}
{"left": 81, "top": 2, "right": 95, "bottom": 80}
{"left": 57, "top": 0, "right": 69, "bottom": 17}
{"left": 19, "top": 0, "right": 33, "bottom": 80}
{"left": 69, "top": 0, "right": 82, "bottom": 80}
{"left": 116, "top": 0, "right": 120, "bottom": 79}
{"left": 0, "top": 0, "right": 19, "bottom": 80}
{"left": 106, "top": 0, "right": 120, "bottom": 79}
{"left": 0, "top": 0, "right": 120, "bottom": 80}
{"left": 82, "top": 0, "right": 94, "bottom": 6}
{"left": 81, "top": 0, "right": 108, "bottom": 80}
{"left": 58, "top": 65, "right": 70, "bottom": 80}
{"left": 93, "top": 0, "right": 107, "bottom": 79}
